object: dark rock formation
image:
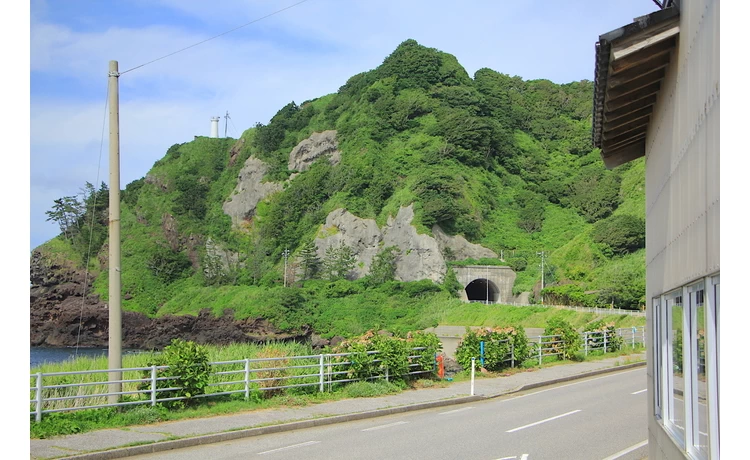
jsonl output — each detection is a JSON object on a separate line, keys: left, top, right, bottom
{"left": 30, "top": 249, "right": 310, "bottom": 350}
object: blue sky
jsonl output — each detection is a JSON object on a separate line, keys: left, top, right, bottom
{"left": 26, "top": 0, "right": 664, "bottom": 251}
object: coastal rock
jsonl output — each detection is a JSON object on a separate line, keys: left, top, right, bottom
{"left": 30, "top": 249, "right": 310, "bottom": 349}
{"left": 288, "top": 130, "right": 341, "bottom": 172}
{"left": 222, "top": 157, "right": 283, "bottom": 227}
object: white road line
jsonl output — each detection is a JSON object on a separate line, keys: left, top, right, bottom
{"left": 601, "top": 440, "right": 647, "bottom": 460}
{"left": 631, "top": 389, "right": 647, "bottom": 395}
{"left": 257, "top": 441, "right": 320, "bottom": 455}
{"left": 495, "top": 457, "right": 516, "bottom": 460}
{"left": 521, "top": 455, "right": 529, "bottom": 460}
{"left": 506, "top": 410, "right": 581, "bottom": 433}
{"left": 439, "top": 407, "right": 475, "bottom": 415}
{"left": 361, "top": 421, "right": 409, "bottom": 432}
{"left": 504, "top": 368, "right": 643, "bottom": 402}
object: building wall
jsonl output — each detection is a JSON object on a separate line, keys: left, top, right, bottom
{"left": 645, "top": 0, "right": 719, "bottom": 458}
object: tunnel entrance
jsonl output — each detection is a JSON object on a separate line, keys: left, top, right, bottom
{"left": 465, "top": 278, "right": 499, "bottom": 303}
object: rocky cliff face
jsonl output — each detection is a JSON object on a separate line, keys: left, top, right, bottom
{"left": 30, "top": 249, "right": 309, "bottom": 349}
{"left": 313, "top": 204, "right": 500, "bottom": 283}
{"left": 222, "top": 157, "right": 284, "bottom": 228}
{"left": 287, "top": 130, "right": 341, "bottom": 172}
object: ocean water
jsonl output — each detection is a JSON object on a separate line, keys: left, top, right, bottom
{"left": 30, "top": 347, "right": 145, "bottom": 368}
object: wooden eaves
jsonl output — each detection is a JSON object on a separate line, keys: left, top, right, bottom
{"left": 592, "top": 6, "right": 680, "bottom": 169}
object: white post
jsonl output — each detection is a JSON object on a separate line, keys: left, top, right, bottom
{"left": 35, "top": 372, "right": 43, "bottom": 422}
{"left": 538, "top": 336, "right": 543, "bottom": 365}
{"left": 319, "top": 355, "right": 325, "bottom": 392}
{"left": 470, "top": 358, "right": 475, "bottom": 396}
{"left": 244, "top": 358, "right": 250, "bottom": 400}
{"left": 584, "top": 332, "right": 588, "bottom": 356}
{"left": 151, "top": 365, "right": 157, "bottom": 406}
{"left": 604, "top": 332, "right": 608, "bottom": 353}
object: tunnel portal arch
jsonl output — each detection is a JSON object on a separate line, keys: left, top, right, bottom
{"left": 464, "top": 278, "right": 499, "bottom": 303}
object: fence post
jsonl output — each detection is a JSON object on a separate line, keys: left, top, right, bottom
{"left": 584, "top": 332, "right": 588, "bottom": 356}
{"left": 642, "top": 326, "right": 646, "bottom": 347}
{"left": 632, "top": 326, "right": 636, "bottom": 349}
{"left": 511, "top": 342, "right": 515, "bottom": 368}
{"left": 604, "top": 332, "right": 608, "bottom": 353}
{"left": 470, "top": 358, "right": 475, "bottom": 396}
{"left": 35, "top": 372, "right": 43, "bottom": 422}
{"left": 480, "top": 341, "right": 485, "bottom": 368}
{"left": 319, "top": 355, "right": 324, "bottom": 393}
{"left": 151, "top": 365, "right": 157, "bottom": 406}
{"left": 385, "top": 365, "right": 389, "bottom": 382}
{"left": 538, "top": 336, "right": 542, "bottom": 366}
{"left": 244, "top": 358, "right": 250, "bottom": 400}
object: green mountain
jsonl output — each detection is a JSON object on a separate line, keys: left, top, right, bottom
{"left": 34, "top": 40, "right": 645, "bottom": 339}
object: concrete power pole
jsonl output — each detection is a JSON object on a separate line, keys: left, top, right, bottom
{"left": 108, "top": 60, "right": 122, "bottom": 404}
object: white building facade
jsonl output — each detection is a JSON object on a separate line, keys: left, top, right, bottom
{"left": 592, "top": 1, "right": 720, "bottom": 458}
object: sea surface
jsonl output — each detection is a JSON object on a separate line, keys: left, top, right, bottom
{"left": 30, "top": 347, "right": 143, "bottom": 369}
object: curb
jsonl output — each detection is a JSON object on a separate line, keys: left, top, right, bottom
{"left": 55, "top": 395, "right": 485, "bottom": 460}
{"left": 44, "top": 360, "right": 646, "bottom": 460}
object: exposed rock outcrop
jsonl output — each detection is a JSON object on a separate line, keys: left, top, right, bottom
{"left": 382, "top": 206, "right": 446, "bottom": 283}
{"left": 313, "top": 204, "right": 500, "bottom": 284}
{"left": 222, "top": 157, "right": 284, "bottom": 227}
{"left": 288, "top": 130, "right": 340, "bottom": 172}
{"left": 30, "top": 249, "right": 309, "bottom": 348}
{"left": 314, "top": 209, "right": 383, "bottom": 279}
{"left": 432, "top": 225, "right": 498, "bottom": 261}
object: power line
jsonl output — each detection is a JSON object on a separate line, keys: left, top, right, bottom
{"left": 120, "top": 0, "right": 312, "bottom": 75}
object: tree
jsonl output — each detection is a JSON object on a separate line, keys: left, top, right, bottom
{"left": 322, "top": 243, "right": 356, "bottom": 281}
{"left": 369, "top": 246, "right": 399, "bottom": 284}
{"left": 298, "top": 240, "right": 321, "bottom": 281}
{"left": 591, "top": 214, "right": 645, "bottom": 256}
{"left": 45, "top": 196, "right": 83, "bottom": 241}
{"left": 147, "top": 245, "right": 192, "bottom": 283}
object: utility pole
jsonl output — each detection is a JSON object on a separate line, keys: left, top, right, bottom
{"left": 283, "top": 248, "right": 290, "bottom": 287}
{"left": 224, "top": 111, "right": 230, "bottom": 138}
{"left": 537, "top": 251, "right": 546, "bottom": 305}
{"left": 108, "top": 60, "right": 122, "bottom": 404}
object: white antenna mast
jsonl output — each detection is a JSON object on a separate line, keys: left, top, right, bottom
{"left": 224, "top": 111, "right": 230, "bottom": 138}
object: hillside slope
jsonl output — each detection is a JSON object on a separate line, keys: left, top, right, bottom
{"left": 32, "top": 39, "right": 645, "bottom": 342}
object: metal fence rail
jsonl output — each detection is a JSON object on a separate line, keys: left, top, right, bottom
{"left": 474, "top": 327, "right": 646, "bottom": 368}
{"left": 30, "top": 347, "right": 433, "bottom": 422}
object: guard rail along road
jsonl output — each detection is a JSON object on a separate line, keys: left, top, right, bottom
{"left": 30, "top": 327, "right": 645, "bottom": 422}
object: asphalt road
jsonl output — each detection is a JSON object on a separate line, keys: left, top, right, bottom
{"left": 128, "top": 367, "right": 648, "bottom": 460}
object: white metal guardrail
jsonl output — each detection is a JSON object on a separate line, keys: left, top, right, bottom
{"left": 30, "top": 347, "right": 433, "bottom": 422}
{"left": 473, "top": 326, "right": 646, "bottom": 367}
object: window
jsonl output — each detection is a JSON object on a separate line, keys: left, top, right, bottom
{"left": 655, "top": 274, "right": 719, "bottom": 460}
{"left": 653, "top": 296, "right": 663, "bottom": 419}
{"left": 664, "top": 288, "right": 685, "bottom": 445}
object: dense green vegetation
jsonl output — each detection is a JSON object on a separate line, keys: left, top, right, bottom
{"left": 37, "top": 39, "right": 647, "bottom": 339}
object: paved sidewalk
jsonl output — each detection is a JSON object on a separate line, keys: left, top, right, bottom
{"left": 30, "top": 353, "right": 646, "bottom": 460}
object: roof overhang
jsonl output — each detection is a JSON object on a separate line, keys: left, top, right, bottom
{"left": 593, "top": 6, "right": 680, "bottom": 169}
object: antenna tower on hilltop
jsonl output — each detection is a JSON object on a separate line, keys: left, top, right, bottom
{"left": 224, "top": 111, "right": 230, "bottom": 138}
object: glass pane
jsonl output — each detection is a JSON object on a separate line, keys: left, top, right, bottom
{"left": 693, "top": 289, "right": 709, "bottom": 456}
{"left": 653, "top": 297, "right": 662, "bottom": 417}
{"left": 670, "top": 295, "right": 685, "bottom": 441}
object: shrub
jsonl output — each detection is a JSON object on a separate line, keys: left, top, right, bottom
{"left": 141, "top": 339, "right": 211, "bottom": 406}
{"left": 332, "top": 330, "right": 440, "bottom": 382}
{"left": 591, "top": 214, "right": 645, "bottom": 256}
{"left": 584, "top": 319, "right": 623, "bottom": 353}
{"left": 543, "top": 318, "right": 581, "bottom": 360}
{"left": 252, "top": 347, "right": 290, "bottom": 398}
{"left": 455, "top": 326, "right": 529, "bottom": 371}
